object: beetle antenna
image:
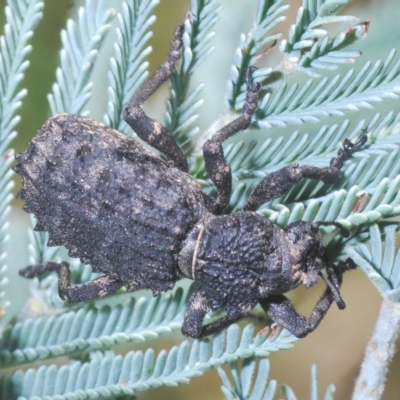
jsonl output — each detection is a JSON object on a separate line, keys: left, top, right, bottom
{"left": 318, "top": 271, "right": 346, "bottom": 309}
{"left": 312, "top": 221, "right": 350, "bottom": 238}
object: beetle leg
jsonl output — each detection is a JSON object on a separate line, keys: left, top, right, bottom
{"left": 243, "top": 131, "right": 368, "bottom": 211}
{"left": 259, "top": 293, "right": 330, "bottom": 338}
{"left": 197, "top": 312, "right": 252, "bottom": 337}
{"left": 181, "top": 289, "right": 210, "bottom": 337}
{"left": 181, "top": 289, "right": 252, "bottom": 338}
{"left": 19, "top": 261, "right": 124, "bottom": 303}
{"left": 259, "top": 259, "right": 356, "bottom": 338}
{"left": 203, "top": 68, "right": 260, "bottom": 214}
{"left": 123, "top": 24, "right": 188, "bottom": 172}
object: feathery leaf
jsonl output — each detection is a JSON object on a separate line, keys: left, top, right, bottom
{"left": 347, "top": 224, "right": 400, "bottom": 301}
{"left": 280, "top": 0, "right": 366, "bottom": 76}
{"left": 165, "top": 0, "right": 222, "bottom": 156}
{"left": 0, "top": 287, "right": 188, "bottom": 366}
{"left": 227, "top": 0, "right": 289, "bottom": 110}
{"left": 219, "top": 360, "right": 335, "bottom": 400}
{"left": 0, "top": 325, "right": 296, "bottom": 399}
{"left": 256, "top": 49, "right": 400, "bottom": 129}
{"left": 104, "top": 0, "right": 159, "bottom": 135}
{"left": 47, "top": 0, "right": 115, "bottom": 115}
{"left": 0, "top": 0, "right": 44, "bottom": 321}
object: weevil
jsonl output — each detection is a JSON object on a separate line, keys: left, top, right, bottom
{"left": 15, "top": 24, "right": 366, "bottom": 338}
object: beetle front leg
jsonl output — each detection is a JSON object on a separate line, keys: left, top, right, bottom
{"left": 259, "top": 292, "right": 334, "bottom": 338}
{"left": 204, "top": 68, "right": 260, "bottom": 214}
{"left": 181, "top": 289, "right": 210, "bottom": 337}
{"left": 243, "top": 131, "right": 367, "bottom": 211}
{"left": 181, "top": 289, "right": 251, "bottom": 338}
{"left": 259, "top": 258, "right": 356, "bottom": 338}
{"left": 19, "top": 262, "right": 124, "bottom": 303}
{"left": 195, "top": 312, "right": 252, "bottom": 337}
{"left": 123, "top": 24, "right": 188, "bottom": 172}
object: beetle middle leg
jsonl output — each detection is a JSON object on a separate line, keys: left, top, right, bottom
{"left": 123, "top": 24, "right": 188, "bottom": 172}
{"left": 259, "top": 258, "right": 356, "bottom": 337}
{"left": 243, "top": 131, "right": 367, "bottom": 211}
{"left": 203, "top": 68, "right": 261, "bottom": 214}
{"left": 19, "top": 262, "right": 124, "bottom": 303}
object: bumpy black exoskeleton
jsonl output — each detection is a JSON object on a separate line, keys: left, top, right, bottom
{"left": 15, "top": 24, "right": 366, "bottom": 338}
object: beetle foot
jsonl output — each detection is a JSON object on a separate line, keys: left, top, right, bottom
{"left": 331, "top": 130, "right": 368, "bottom": 170}
{"left": 19, "top": 261, "right": 62, "bottom": 279}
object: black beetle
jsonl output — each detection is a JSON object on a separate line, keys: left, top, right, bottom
{"left": 15, "top": 24, "right": 366, "bottom": 338}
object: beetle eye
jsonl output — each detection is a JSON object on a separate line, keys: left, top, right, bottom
{"left": 311, "top": 223, "right": 319, "bottom": 233}
{"left": 288, "top": 230, "right": 300, "bottom": 243}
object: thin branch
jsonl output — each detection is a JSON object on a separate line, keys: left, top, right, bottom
{"left": 352, "top": 298, "right": 400, "bottom": 400}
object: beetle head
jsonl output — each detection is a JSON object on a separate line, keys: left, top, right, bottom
{"left": 285, "top": 220, "right": 349, "bottom": 305}
{"left": 285, "top": 221, "right": 325, "bottom": 288}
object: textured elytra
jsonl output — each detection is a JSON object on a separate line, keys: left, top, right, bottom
{"left": 15, "top": 113, "right": 210, "bottom": 292}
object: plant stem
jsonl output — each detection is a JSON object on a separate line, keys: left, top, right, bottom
{"left": 352, "top": 297, "right": 400, "bottom": 400}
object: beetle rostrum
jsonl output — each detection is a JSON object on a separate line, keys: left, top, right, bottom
{"left": 15, "top": 23, "right": 366, "bottom": 338}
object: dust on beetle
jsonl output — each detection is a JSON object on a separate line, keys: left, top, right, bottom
{"left": 14, "top": 23, "right": 366, "bottom": 338}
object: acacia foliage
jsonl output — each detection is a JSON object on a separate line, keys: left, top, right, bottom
{"left": 1, "top": 0, "right": 399, "bottom": 399}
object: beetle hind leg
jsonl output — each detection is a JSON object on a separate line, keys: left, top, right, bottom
{"left": 19, "top": 261, "right": 124, "bottom": 303}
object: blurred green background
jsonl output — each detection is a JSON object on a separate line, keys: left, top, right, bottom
{"left": 2, "top": 0, "right": 400, "bottom": 399}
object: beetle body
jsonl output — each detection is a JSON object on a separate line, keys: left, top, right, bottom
{"left": 16, "top": 24, "right": 365, "bottom": 338}
{"left": 17, "top": 113, "right": 318, "bottom": 301}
